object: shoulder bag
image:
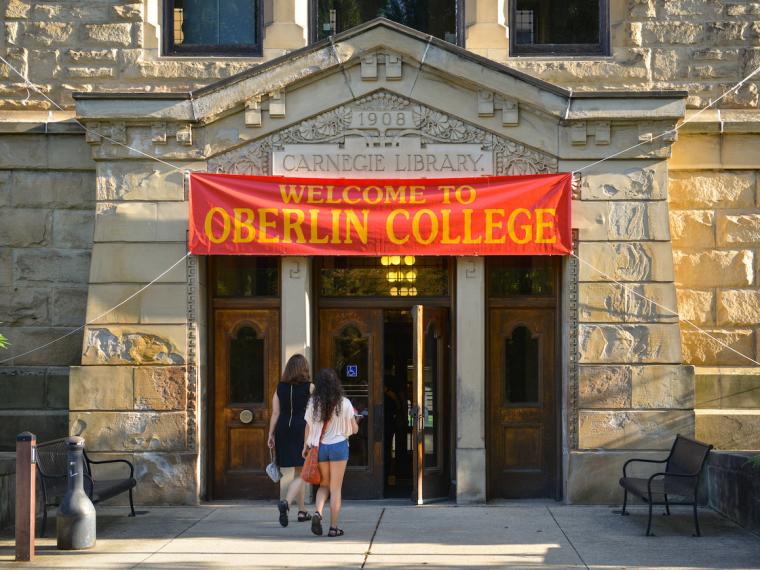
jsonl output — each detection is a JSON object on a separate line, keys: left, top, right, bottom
{"left": 301, "top": 420, "right": 328, "bottom": 485}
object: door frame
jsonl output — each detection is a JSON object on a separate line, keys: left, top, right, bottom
{"left": 484, "top": 257, "right": 563, "bottom": 501}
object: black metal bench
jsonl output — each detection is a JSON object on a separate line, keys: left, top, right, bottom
{"left": 36, "top": 438, "right": 137, "bottom": 536}
{"left": 619, "top": 434, "right": 713, "bottom": 536}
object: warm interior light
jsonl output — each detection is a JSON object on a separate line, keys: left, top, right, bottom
{"left": 406, "top": 270, "right": 417, "bottom": 281}
{"left": 390, "top": 287, "right": 399, "bottom": 296}
{"left": 390, "top": 255, "right": 401, "bottom": 265}
{"left": 399, "top": 287, "right": 409, "bottom": 296}
{"left": 380, "top": 256, "right": 390, "bottom": 266}
{"left": 387, "top": 270, "right": 398, "bottom": 282}
{"left": 409, "top": 287, "right": 418, "bottom": 296}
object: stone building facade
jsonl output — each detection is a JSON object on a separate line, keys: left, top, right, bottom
{"left": 0, "top": 0, "right": 758, "bottom": 505}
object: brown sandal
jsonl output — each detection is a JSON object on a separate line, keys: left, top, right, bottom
{"left": 328, "top": 527, "right": 344, "bottom": 537}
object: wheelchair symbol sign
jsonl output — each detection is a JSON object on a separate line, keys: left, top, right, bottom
{"left": 346, "top": 365, "right": 358, "bottom": 378}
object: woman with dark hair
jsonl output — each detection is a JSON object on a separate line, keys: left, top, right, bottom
{"left": 268, "top": 353, "right": 312, "bottom": 526}
{"left": 303, "top": 368, "right": 359, "bottom": 537}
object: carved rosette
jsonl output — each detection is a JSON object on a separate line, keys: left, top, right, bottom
{"left": 208, "top": 91, "right": 557, "bottom": 176}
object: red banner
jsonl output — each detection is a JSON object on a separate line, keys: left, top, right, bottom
{"left": 189, "top": 173, "right": 572, "bottom": 256}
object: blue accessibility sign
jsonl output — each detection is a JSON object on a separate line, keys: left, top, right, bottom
{"left": 346, "top": 365, "right": 358, "bottom": 378}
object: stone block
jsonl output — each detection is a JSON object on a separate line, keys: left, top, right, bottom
{"left": 45, "top": 367, "right": 69, "bottom": 409}
{"left": 669, "top": 136, "right": 721, "bottom": 171}
{"left": 0, "top": 172, "right": 10, "bottom": 207}
{"left": 70, "top": 411, "right": 187, "bottom": 452}
{"left": 0, "top": 410, "right": 67, "bottom": 451}
{"left": 669, "top": 210, "right": 715, "bottom": 248}
{"left": 578, "top": 365, "right": 631, "bottom": 408}
{"left": 681, "top": 328, "right": 755, "bottom": 366}
{"left": 4, "top": 0, "right": 30, "bottom": 19}
{"left": 112, "top": 3, "right": 143, "bottom": 21}
{"left": 96, "top": 162, "right": 184, "bottom": 202}
{"left": 717, "top": 290, "right": 760, "bottom": 326}
{"left": 641, "top": 22, "right": 704, "bottom": 45}
{"left": 669, "top": 172, "right": 755, "bottom": 209}
{"left": 14, "top": 248, "right": 91, "bottom": 285}
{"left": 0, "top": 249, "right": 10, "bottom": 286}
{"left": 134, "top": 452, "right": 198, "bottom": 505}
{"left": 81, "top": 23, "right": 134, "bottom": 47}
{"left": 82, "top": 324, "right": 186, "bottom": 365}
{"left": 578, "top": 242, "right": 674, "bottom": 282}
{"left": 69, "top": 365, "right": 133, "bottom": 411}
{"left": 579, "top": 323, "right": 682, "bottom": 364}
{"left": 66, "top": 49, "right": 118, "bottom": 63}
{"left": 85, "top": 283, "right": 187, "bottom": 324}
{"left": 579, "top": 282, "right": 677, "bottom": 323}
{"left": 46, "top": 135, "right": 96, "bottom": 170}
{"left": 94, "top": 202, "right": 157, "bottom": 242}
{"left": 576, "top": 201, "right": 670, "bottom": 241}
{"left": 696, "top": 411, "right": 760, "bottom": 450}
{"left": 51, "top": 287, "right": 88, "bottom": 327}
{"left": 88, "top": 243, "right": 186, "bottom": 284}
{"left": 2, "top": 326, "right": 82, "bottom": 366}
{"left": 0, "top": 208, "right": 50, "bottom": 247}
{"left": 676, "top": 288, "right": 715, "bottom": 325}
{"left": 156, "top": 202, "right": 188, "bottom": 242}
{"left": 34, "top": 1, "right": 110, "bottom": 20}
{"left": 674, "top": 250, "right": 753, "bottom": 288}
{"left": 21, "top": 22, "right": 74, "bottom": 46}
{"left": 0, "top": 286, "right": 49, "bottom": 326}
{"left": 579, "top": 163, "right": 666, "bottom": 201}
{"left": 579, "top": 410, "right": 695, "bottom": 450}
{"left": 695, "top": 367, "right": 760, "bottom": 409}
{"left": 706, "top": 451, "right": 760, "bottom": 532}
{"left": 134, "top": 366, "right": 187, "bottom": 411}
{"left": 567, "top": 450, "right": 673, "bottom": 504}
{"left": 717, "top": 214, "right": 760, "bottom": 246}
{"left": 11, "top": 171, "right": 95, "bottom": 209}
{"left": 455, "top": 447, "right": 486, "bottom": 504}
{"left": 631, "top": 364, "right": 694, "bottom": 409}
{"left": 52, "top": 210, "right": 95, "bottom": 248}
{"left": 0, "top": 367, "right": 46, "bottom": 409}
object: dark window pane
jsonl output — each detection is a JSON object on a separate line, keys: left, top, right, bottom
{"left": 423, "top": 324, "right": 438, "bottom": 469}
{"left": 334, "top": 325, "right": 370, "bottom": 467}
{"left": 214, "top": 257, "right": 278, "bottom": 297}
{"left": 229, "top": 326, "right": 265, "bottom": 403}
{"left": 174, "top": 0, "right": 258, "bottom": 47}
{"left": 515, "top": 0, "right": 600, "bottom": 45}
{"left": 504, "top": 326, "right": 539, "bottom": 404}
{"left": 488, "top": 256, "right": 555, "bottom": 297}
{"left": 316, "top": 0, "right": 457, "bottom": 44}
{"left": 321, "top": 256, "right": 448, "bottom": 297}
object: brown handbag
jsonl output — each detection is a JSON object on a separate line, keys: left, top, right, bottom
{"left": 301, "top": 420, "right": 328, "bottom": 485}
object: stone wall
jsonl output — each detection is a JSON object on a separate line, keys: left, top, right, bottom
{"left": 1, "top": 1, "right": 759, "bottom": 110}
{"left": 0, "top": 124, "right": 95, "bottom": 450}
{"left": 706, "top": 451, "right": 760, "bottom": 531}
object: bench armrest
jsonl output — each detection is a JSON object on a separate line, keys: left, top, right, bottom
{"left": 622, "top": 457, "right": 667, "bottom": 478}
{"left": 84, "top": 456, "right": 135, "bottom": 480}
{"left": 647, "top": 471, "right": 700, "bottom": 497}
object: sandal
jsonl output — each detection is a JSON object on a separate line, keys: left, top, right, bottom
{"left": 278, "top": 500, "right": 289, "bottom": 527}
{"left": 311, "top": 511, "right": 323, "bottom": 536}
{"left": 328, "top": 527, "right": 344, "bottom": 537}
{"left": 297, "top": 511, "right": 312, "bottom": 522}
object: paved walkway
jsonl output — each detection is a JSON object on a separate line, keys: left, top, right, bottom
{"left": 1, "top": 502, "right": 758, "bottom": 568}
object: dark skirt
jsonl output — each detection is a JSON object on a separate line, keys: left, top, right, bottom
{"left": 274, "top": 416, "right": 306, "bottom": 468}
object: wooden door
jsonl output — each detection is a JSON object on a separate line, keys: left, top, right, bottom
{"left": 488, "top": 308, "right": 557, "bottom": 498}
{"left": 412, "top": 306, "right": 451, "bottom": 503}
{"left": 213, "top": 309, "right": 280, "bottom": 499}
{"left": 318, "top": 308, "right": 383, "bottom": 499}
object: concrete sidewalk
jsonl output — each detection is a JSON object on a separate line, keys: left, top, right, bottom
{"left": 1, "top": 502, "right": 758, "bottom": 569}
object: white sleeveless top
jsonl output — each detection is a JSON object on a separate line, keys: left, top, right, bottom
{"left": 305, "top": 397, "right": 354, "bottom": 446}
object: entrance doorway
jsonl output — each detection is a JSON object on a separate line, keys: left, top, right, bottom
{"left": 316, "top": 256, "right": 451, "bottom": 502}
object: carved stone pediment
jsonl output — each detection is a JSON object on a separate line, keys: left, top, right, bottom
{"left": 208, "top": 91, "right": 557, "bottom": 177}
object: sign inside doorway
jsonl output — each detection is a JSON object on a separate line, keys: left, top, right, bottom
{"left": 189, "top": 172, "right": 571, "bottom": 255}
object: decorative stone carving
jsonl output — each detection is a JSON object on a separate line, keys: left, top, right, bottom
{"left": 595, "top": 122, "right": 610, "bottom": 145}
{"left": 210, "top": 91, "right": 557, "bottom": 176}
{"left": 477, "top": 90, "right": 494, "bottom": 117}
{"left": 85, "top": 122, "right": 101, "bottom": 144}
{"left": 110, "top": 122, "right": 127, "bottom": 145}
{"left": 245, "top": 97, "right": 262, "bottom": 127}
{"left": 151, "top": 122, "right": 167, "bottom": 144}
{"left": 176, "top": 124, "right": 192, "bottom": 146}
{"left": 571, "top": 122, "right": 587, "bottom": 145}
{"left": 361, "top": 53, "right": 378, "bottom": 80}
{"left": 269, "top": 91, "right": 286, "bottom": 117}
{"left": 501, "top": 100, "right": 518, "bottom": 126}
{"left": 386, "top": 54, "right": 402, "bottom": 79}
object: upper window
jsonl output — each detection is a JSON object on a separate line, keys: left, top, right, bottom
{"left": 511, "top": 0, "right": 608, "bottom": 56}
{"left": 312, "top": 0, "right": 460, "bottom": 45}
{"left": 164, "top": 0, "right": 262, "bottom": 56}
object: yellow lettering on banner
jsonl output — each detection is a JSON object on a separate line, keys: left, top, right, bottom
{"left": 330, "top": 210, "right": 342, "bottom": 244}
{"left": 456, "top": 185, "right": 476, "bottom": 205}
{"left": 440, "top": 210, "right": 462, "bottom": 244}
{"left": 409, "top": 186, "right": 425, "bottom": 205}
{"left": 412, "top": 209, "right": 438, "bottom": 245}
{"left": 508, "top": 208, "right": 532, "bottom": 244}
{"left": 386, "top": 209, "right": 410, "bottom": 245}
{"left": 385, "top": 186, "right": 407, "bottom": 204}
{"left": 535, "top": 208, "right": 557, "bottom": 243}
{"left": 307, "top": 185, "right": 325, "bottom": 204}
{"left": 439, "top": 186, "right": 454, "bottom": 205}
{"left": 484, "top": 209, "right": 506, "bottom": 244}
{"left": 282, "top": 208, "right": 306, "bottom": 244}
{"left": 345, "top": 210, "right": 369, "bottom": 244}
{"left": 233, "top": 208, "right": 255, "bottom": 243}
{"left": 342, "top": 186, "right": 361, "bottom": 205}
{"left": 279, "top": 184, "right": 305, "bottom": 204}
{"left": 362, "top": 186, "right": 383, "bottom": 205}
{"left": 205, "top": 207, "right": 230, "bottom": 244}
{"left": 325, "top": 186, "right": 341, "bottom": 204}
{"left": 308, "top": 209, "right": 329, "bottom": 244}
{"left": 258, "top": 208, "right": 280, "bottom": 243}
{"left": 463, "top": 209, "right": 482, "bottom": 244}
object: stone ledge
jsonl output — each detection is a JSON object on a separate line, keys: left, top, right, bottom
{"left": 695, "top": 410, "right": 760, "bottom": 450}
{"left": 695, "top": 366, "right": 760, "bottom": 409}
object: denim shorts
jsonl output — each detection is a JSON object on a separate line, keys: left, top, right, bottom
{"left": 318, "top": 439, "right": 349, "bottom": 462}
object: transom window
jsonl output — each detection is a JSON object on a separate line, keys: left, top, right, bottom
{"left": 312, "top": 0, "right": 460, "bottom": 44}
{"left": 511, "top": 0, "right": 609, "bottom": 56}
{"left": 164, "top": 0, "right": 263, "bottom": 56}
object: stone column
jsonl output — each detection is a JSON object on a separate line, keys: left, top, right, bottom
{"left": 280, "top": 257, "right": 312, "bottom": 366}
{"left": 264, "top": 0, "right": 308, "bottom": 52}
{"left": 465, "top": 0, "right": 509, "bottom": 59}
{"left": 455, "top": 257, "right": 486, "bottom": 503}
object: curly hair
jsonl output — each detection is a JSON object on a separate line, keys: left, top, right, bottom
{"left": 310, "top": 368, "right": 344, "bottom": 422}
{"left": 281, "top": 353, "right": 310, "bottom": 385}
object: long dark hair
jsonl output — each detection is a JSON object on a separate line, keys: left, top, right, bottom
{"left": 281, "top": 354, "right": 310, "bottom": 385}
{"left": 311, "top": 368, "right": 344, "bottom": 422}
